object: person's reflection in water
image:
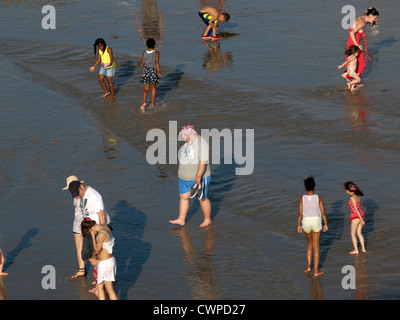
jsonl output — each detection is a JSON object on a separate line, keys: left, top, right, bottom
{"left": 305, "top": 272, "right": 324, "bottom": 300}
{"left": 202, "top": 40, "right": 232, "bottom": 71}
{"left": 172, "top": 227, "right": 219, "bottom": 299}
{"left": 139, "top": 0, "right": 164, "bottom": 44}
{"left": 344, "top": 90, "right": 371, "bottom": 129}
{"left": 354, "top": 255, "right": 370, "bottom": 300}
{"left": 199, "top": 0, "right": 225, "bottom": 12}
{"left": 102, "top": 128, "right": 118, "bottom": 160}
{"left": 0, "top": 277, "right": 7, "bottom": 300}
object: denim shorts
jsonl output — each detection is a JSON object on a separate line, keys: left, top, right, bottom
{"left": 99, "top": 67, "right": 115, "bottom": 77}
{"left": 179, "top": 176, "right": 211, "bottom": 199}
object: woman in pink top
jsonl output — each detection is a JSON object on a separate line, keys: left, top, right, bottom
{"left": 344, "top": 182, "right": 366, "bottom": 255}
{"left": 298, "top": 176, "right": 328, "bottom": 277}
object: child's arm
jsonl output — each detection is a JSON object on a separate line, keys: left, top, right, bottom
{"left": 155, "top": 51, "right": 162, "bottom": 77}
{"left": 338, "top": 56, "right": 355, "bottom": 69}
{"left": 137, "top": 52, "right": 145, "bottom": 66}
{"left": 319, "top": 196, "right": 328, "bottom": 232}
{"left": 89, "top": 54, "right": 101, "bottom": 72}
{"left": 297, "top": 196, "right": 303, "bottom": 233}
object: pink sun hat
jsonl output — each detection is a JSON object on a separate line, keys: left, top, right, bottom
{"left": 179, "top": 124, "right": 197, "bottom": 138}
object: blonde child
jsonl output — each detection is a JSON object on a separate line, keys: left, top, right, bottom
{"left": 344, "top": 182, "right": 366, "bottom": 255}
{"left": 297, "top": 176, "right": 328, "bottom": 277}
{"left": 137, "top": 38, "right": 162, "bottom": 110}
{"left": 338, "top": 45, "right": 361, "bottom": 91}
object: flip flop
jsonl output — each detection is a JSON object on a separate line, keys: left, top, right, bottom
{"left": 196, "top": 182, "right": 204, "bottom": 199}
{"left": 190, "top": 183, "right": 202, "bottom": 199}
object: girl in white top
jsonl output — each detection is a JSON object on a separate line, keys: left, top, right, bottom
{"left": 297, "top": 176, "right": 328, "bottom": 277}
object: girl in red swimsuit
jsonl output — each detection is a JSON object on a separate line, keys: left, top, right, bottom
{"left": 344, "top": 182, "right": 366, "bottom": 255}
{"left": 345, "top": 7, "right": 379, "bottom": 85}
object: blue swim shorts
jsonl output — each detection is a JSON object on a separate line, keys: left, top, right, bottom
{"left": 179, "top": 176, "right": 211, "bottom": 199}
{"left": 99, "top": 67, "right": 116, "bottom": 78}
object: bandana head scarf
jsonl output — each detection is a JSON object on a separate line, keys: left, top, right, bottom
{"left": 179, "top": 124, "right": 197, "bottom": 138}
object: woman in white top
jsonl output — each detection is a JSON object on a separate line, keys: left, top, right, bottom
{"left": 81, "top": 219, "right": 117, "bottom": 300}
{"left": 297, "top": 176, "right": 328, "bottom": 277}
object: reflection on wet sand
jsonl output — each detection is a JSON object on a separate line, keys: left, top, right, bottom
{"left": 0, "top": 278, "right": 7, "bottom": 300}
{"left": 305, "top": 273, "right": 324, "bottom": 300}
{"left": 354, "top": 255, "right": 370, "bottom": 300}
{"left": 344, "top": 90, "right": 370, "bottom": 129}
{"left": 103, "top": 128, "right": 119, "bottom": 160}
{"left": 202, "top": 40, "right": 232, "bottom": 72}
{"left": 135, "top": 0, "right": 164, "bottom": 44}
{"left": 173, "top": 227, "right": 219, "bottom": 299}
{"left": 199, "top": 0, "right": 225, "bottom": 12}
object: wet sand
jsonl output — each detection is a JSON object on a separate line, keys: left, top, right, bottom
{"left": 0, "top": 0, "right": 400, "bottom": 300}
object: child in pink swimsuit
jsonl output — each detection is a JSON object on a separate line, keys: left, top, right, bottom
{"left": 344, "top": 182, "right": 366, "bottom": 254}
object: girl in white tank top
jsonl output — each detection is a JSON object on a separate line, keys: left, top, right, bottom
{"left": 297, "top": 176, "right": 328, "bottom": 277}
{"left": 302, "top": 194, "right": 322, "bottom": 219}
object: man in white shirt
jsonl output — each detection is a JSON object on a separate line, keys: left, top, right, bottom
{"left": 69, "top": 180, "right": 112, "bottom": 260}
{"left": 69, "top": 181, "right": 111, "bottom": 226}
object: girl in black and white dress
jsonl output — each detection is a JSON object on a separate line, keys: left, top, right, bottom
{"left": 138, "top": 38, "right": 162, "bottom": 110}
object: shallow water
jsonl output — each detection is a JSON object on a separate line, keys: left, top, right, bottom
{"left": 1, "top": 0, "right": 400, "bottom": 300}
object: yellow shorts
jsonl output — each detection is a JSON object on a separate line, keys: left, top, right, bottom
{"left": 302, "top": 217, "right": 322, "bottom": 233}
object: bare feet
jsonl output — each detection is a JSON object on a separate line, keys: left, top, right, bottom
{"left": 199, "top": 220, "right": 212, "bottom": 228}
{"left": 304, "top": 267, "right": 311, "bottom": 274}
{"left": 349, "top": 250, "right": 359, "bottom": 255}
{"left": 0, "top": 272, "right": 8, "bottom": 276}
{"left": 101, "top": 92, "right": 111, "bottom": 98}
{"left": 169, "top": 219, "right": 185, "bottom": 226}
{"left": 140, "top": 103, "right": 146, "bottom": 110}
{"left": 314, "top": 271, "right": 324, "bottom": 277}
